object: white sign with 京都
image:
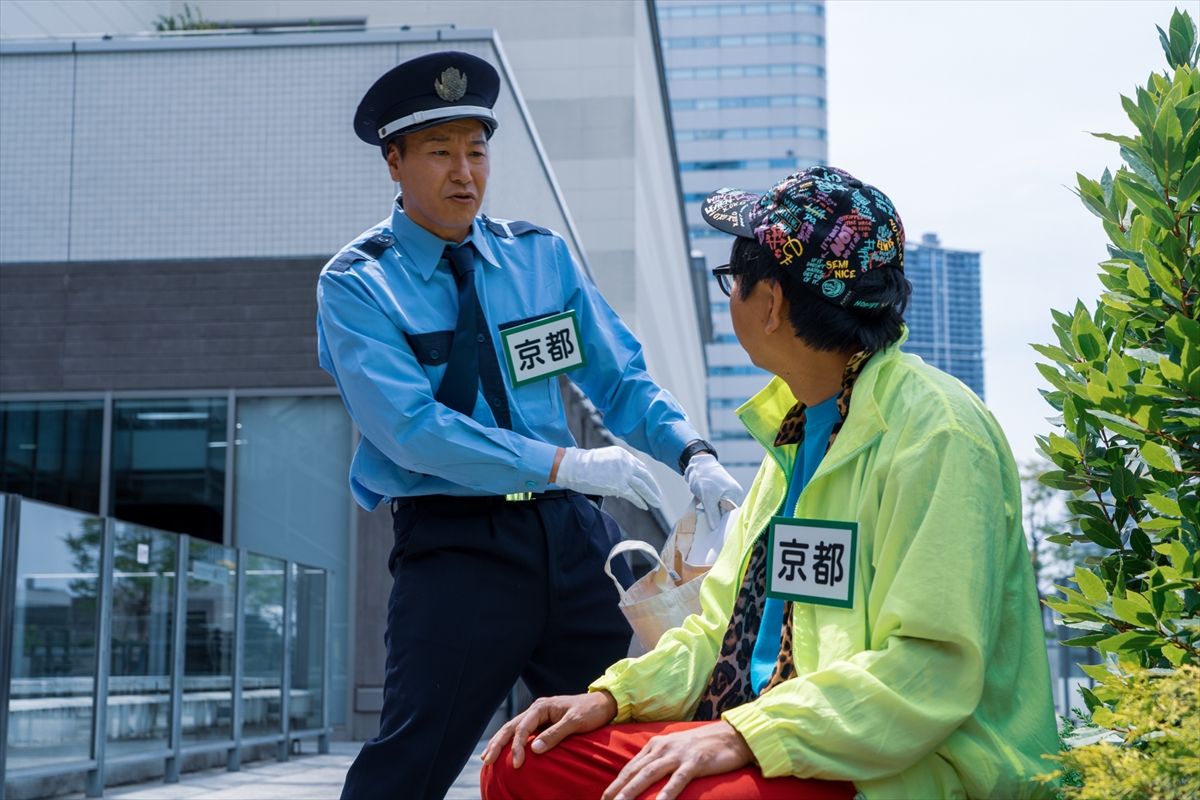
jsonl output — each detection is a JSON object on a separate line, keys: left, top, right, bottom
{"left": 766, "top": 517, "right": 857, "bottom": 609}
{"left": 499, "top": 310, "right": 587, "bottom": 387}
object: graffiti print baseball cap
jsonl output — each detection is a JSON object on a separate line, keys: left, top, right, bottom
{"left": 701, "top": 166, "right": 905, "bottom": 310}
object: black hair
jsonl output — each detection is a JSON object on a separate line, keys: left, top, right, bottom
{"left": 385, "top": 134, "right": 407, "bottom": 159}
{"left": 729, "top": 235, "right": 911, "bottom": 354}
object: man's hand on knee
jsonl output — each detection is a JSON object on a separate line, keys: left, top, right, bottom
{"left": 602, "top": 721, "right": 754, "bottom": 800}
{"left": 481, "top": 690, "right": 618, "bottom": 769}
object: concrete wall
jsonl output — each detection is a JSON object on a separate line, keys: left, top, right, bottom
{"left": 0, "top": 257, "right": 330, "bottom": 393}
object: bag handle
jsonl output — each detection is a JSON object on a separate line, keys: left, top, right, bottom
{"left": 605, "top": 539, "right": 681, "bottom": 603}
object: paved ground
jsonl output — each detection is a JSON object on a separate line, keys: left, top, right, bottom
{"left": 62, "top": 740, "right": 484, "bottom": 800}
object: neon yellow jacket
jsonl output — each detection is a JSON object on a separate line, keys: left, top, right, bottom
{"left": 591, "top": 337, "right": 1058, "bottom": 799}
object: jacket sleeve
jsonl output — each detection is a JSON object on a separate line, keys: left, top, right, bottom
{"left": 721, "top": 427, "right": 1011, "bottom": 781}
{"left": 555, "top": 237, "right": 700, "bottom": 472}
{"left": 317, "top": 266, "right": 559, "bottom": 494}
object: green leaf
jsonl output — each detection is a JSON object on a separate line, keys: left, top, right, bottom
{"left": 1049, "top": 433, "right": 1081, "bottom": 459}
{"left": 1178, "top": 158, "right": 1200, "bottom": 208}
{"left": 1144, "top": 248, "right": 1183, "bottom": 300}
{"left": 1080, "top": 517, "right": 1123, "bottom": 549}
{"left": 1162, "top": 644, "right": 1187, "bottom": 666}
{"left": 1111, "top": 596, "right": 1157, "bottom": 627}
{"left": 1073, "top": 566, "right": 1109, "bottom": 603}
{"left": 1140, "top": 441, "right": 1180, "bottom": 472}
{"left": 1098, "top": 630, "right": 1164, "bottom": 652}
{"left": 1145, "top": 493, "right": 1182, "bottom": 517}
{"left": 1030, "top": 343, "right": 1072, "bottom": 365}
{"left": 1125, "top": 262, "right": 1151, "bottom": 297}
{"left": 1164, "top": 314, "right": 1200, "bottom": 349}
{"left": 1071, "top": 308, "right": 1107, "bottom": 361}
{"left": 1160, "top": 356, "right": 1186, "bottom": 384}
{"left": 1141, "top": 516, "right": 1181, "bottom": 531}
{"left": 1119, "top": 174, "right": 1178, "bottom": 231}
{"left": 1046, "top": 533, "right": 1080, "bottom": 546}
{"left": 1063, "top": 633, "right": 1110, "bottom": 648}
{"left": 1039, "top": 470, "right": 1089, "bottom": 491}
{"left": 1120, "top": 145, "right": 1165, "bottom": 193}
{"left": 1126, "top": 347, "right": 1166, "bottom": 363}
{"left": 1089, "top": 409, "right": 1146, "bottom": 439}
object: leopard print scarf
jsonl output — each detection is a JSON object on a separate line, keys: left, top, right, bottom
{"left": 693, "top": 349, "right": 871, "bottom": 719}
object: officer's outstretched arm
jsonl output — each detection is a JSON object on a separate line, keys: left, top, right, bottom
{"left": 553, "top": 237, "right": 701, "bottom": 474}
{"left": 318, "top": 267, "right": 559, "bottom": 495}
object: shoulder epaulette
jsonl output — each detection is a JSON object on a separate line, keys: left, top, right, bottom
{"left": 482, "top": 215, "right": 552, "bottom": 239}
{"left": 325, "top": 233, "right": 395, "bottom": 274}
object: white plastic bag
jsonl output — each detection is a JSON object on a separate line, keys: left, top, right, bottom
{"left": 604, "top": 500, "right": 738, "bottom": 654}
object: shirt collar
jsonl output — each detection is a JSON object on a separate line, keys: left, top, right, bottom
{"left": 390, "top": 198, "right": 501, "bottom": 281}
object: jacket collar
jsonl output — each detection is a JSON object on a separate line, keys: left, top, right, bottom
{"left": 389, "top": 198, "right": 500, "bottom": 281}
{"left": 737, "top": 329, "right": 908, "bottom": 476}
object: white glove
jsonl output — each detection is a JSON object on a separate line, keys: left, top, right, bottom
{"left": 554, "top": 446, "right": 663, "bottom": 510}
{"left": 685, "top": 453, "right": 744, "bottom": 531}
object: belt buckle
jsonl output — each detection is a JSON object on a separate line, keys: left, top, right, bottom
{"left": 505, "top": 492, "right": 534, "bottom": 502}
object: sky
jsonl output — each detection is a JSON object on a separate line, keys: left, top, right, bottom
{"left": 825, "top": 0, "right": 1184, "bottom": 465}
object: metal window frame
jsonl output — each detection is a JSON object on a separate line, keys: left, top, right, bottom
{"left": 0, "top": 495, "right": 333, "bottom": 795}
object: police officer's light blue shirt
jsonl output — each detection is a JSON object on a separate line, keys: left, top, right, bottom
{"left": 749, "top": 393, "right": 841, "bottom": 695}
{"left": 317, "top": 202, "right": 701, "bottom": 509}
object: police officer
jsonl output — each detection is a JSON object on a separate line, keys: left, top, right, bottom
{"left": 317, "top": 51, "right": 743, "bottom": 799}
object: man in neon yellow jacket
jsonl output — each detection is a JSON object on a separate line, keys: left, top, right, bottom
{"left": 482, "top": 168, "right": 1059, "bottom": 800}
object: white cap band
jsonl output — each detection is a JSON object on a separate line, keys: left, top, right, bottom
{"left": 378, "top": 105, "right": 496, "bottom": 139}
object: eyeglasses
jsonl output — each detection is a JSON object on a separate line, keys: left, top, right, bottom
{"left": 711, "top": 265, "right": 735, "bottom": 298}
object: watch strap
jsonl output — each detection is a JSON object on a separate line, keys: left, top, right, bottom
{"left": 679, "top": 439, "right": 718, "bottom": 473}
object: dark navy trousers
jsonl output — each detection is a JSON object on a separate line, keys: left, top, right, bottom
{"left": 340, "top": 492, "right": 634, "bottom": 800}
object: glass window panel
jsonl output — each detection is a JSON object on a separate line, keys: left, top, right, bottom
{"left": 110, "top": 398, "right": 227, "bottom": 542}
{"left": 182, "top": 539, "right": 236, "bottom": 744}
{"left": 696, "top": 98, "right": 719, "bottom": 110}
{"left": 743, "top": 65, "right": 768, "bottom": 77}
{"left": 7, "top": 500, "right": 100, "bottom": 772}
{"left": 234, "top": 396, "right": 350, "bottom": 728}
{"left": 105, "top": 523, "right": 175, "bottom": 758}
{"left": 289, "top": 564, "right": 325, "bottom": 731}
{"left": 0, "top": 401, "right": 103, "bottom": 514}
{"left": 694, "top": 5, "right": 718, "bottom": 16}
{"left": 242, "top": 553, "right": 285, "bottom": 739}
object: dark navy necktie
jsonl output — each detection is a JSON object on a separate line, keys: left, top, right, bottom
{"left": 435, "top": 243, "right": 512, "bottom": 429}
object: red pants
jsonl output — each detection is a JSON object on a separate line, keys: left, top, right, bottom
{"left": 481, "top": 721, "right": 857, "bottom": 800}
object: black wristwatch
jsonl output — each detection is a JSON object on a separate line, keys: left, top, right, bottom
{"left": 679, "top": 439, "right": 718, "bottom": 473}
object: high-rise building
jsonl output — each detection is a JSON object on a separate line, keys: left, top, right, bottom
{"left": 901, "top": 233, "right": 985, "bottom": 399}
{"left": 656, "top": 0, "right": 828, "bottom": 489}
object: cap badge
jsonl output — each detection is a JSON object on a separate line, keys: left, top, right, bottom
{"left": 435, "top": 67, "right": 468, "bottom": 102}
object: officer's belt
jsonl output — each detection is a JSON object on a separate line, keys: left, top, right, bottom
{"left": 392, "top": 489, "right": 599, "bottom": 512}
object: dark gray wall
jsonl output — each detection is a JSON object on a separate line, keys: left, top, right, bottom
{"left": 0, "top": 257, "right": 333, "bottom": 393}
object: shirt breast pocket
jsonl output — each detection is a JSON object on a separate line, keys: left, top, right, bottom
{"left": 512, "top": 375, "right": 561, "bottom": 426}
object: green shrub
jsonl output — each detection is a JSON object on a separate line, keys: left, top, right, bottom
{"left": 1032, "top": 7, "right": 1199, "bottom": 797}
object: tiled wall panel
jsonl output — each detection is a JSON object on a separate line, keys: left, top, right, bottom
{"left": 0, "top": 53, "right": 75, "bottom": 262}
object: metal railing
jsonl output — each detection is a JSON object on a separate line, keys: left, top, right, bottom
{"left": 0, "top": 494, "right": 332, "bottom": 799}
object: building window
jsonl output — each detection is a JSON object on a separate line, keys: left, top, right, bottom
{"left": 663, "top": 32, "right": 824, "bottom": 48}
{"left": 110, "top": 398, "right": 228, "bottom": 542}
{"left": 670, "top": 94, "right": 825, "bottom": 111}
{"left": 659, "top": 2, "right": 824, "bottom": 19}
{"left": 680, "top": 156, "right": 820, "bottom": 172}
{"left": 0, "top": 400, "right": 104, "bottom": 513}
{"left": 677, "top": 125, "right": 826, "bottom": 142}
{"left": 665, "top": 63, "right": 825, "bottom": 81}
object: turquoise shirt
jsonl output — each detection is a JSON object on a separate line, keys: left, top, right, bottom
{"left": 750, "top": 392, "right": 841, "bottom": 695}
{"left": 317, "top": 201, "right": 701, "bottom": 509}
